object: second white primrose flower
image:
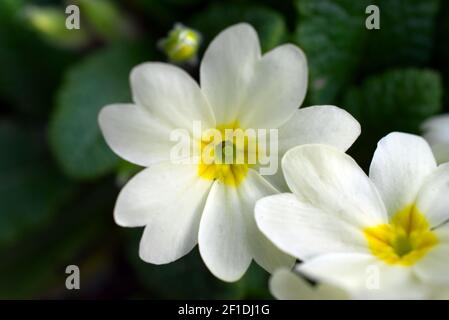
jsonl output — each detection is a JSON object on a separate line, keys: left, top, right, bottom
{"left": 256, "top": 132, "right": 449, "bottom": 298}
{"left": 422, "top": 114, "right": 449, "bottom": 164}
{"left": 98, "top": 23, "right": 360, "bottom": 281}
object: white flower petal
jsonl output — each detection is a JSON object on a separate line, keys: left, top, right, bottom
{"left": 198, "top": 181, "right": 252, "bottom": 282}
{"left": 263, "top": 106, "right": 360, "bottom": 191}
{"left": 260, "top": 160, "right": 289, "bottom": 192}
{"left": 131, "top": 62, "right": 215, "bottom": 131}
{"left": 422, "top": 114, "right": 449, "bottom": 163}
{"left": 99, "top": 104, "right": 178, "bottom": 166}
{"left": 416, "top": 163, "right": 449, "bottom": 227}
{"left": 256, "top": 193, "right": 368, "bottom": 261}
{"left": 238, "top": 170, "right": 295, "bottom": 273}
{"left": 414, "top": 224, "right": 449, "bottom": 285}
{"left": 430, "top": 144, "right": 449, "bottom": 165}
{"left": 369, "top": 132, "right": 437, "bottom": 216}
{"left": 269, "top": 268, "right": 349, "bottom": 300}
{"left": 297, "top": 253, "right": 416, "bottom": 297}
{"left": 297, "top": 253, "right": 376, "bottom": 292}
{"left": 432, "top": 287, "right": 449, "bottom": 300}
{"left": 200, "top": 23, "right": 261, "bottom": 124}
{"left": 282, "top": 145, "right": 387, "bottom": 228}
{"left": 277, "top": 106, "right": 361, "bottom": 155}
{"left": 237, "top": 44, "right": 308, "bottom": 129}
{"left": 114, "top": 162, "right": 212, "bottom": 264}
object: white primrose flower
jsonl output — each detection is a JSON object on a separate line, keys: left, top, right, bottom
{"left": 269, "top": 268, "right": 449, "bottom": 300}
{"left": 269, "top": 268, "right": 349, "bottom": 300}
{"left": 256, "top": 132, "right": 449, "bottom": 297}
{"left": 98, "top": 23, "right": 361, "bottom": 282}
{"left": 422, "top": 114, "right": 449, "bottom": 164}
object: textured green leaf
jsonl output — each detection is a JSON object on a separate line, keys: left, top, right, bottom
{"left": 294, "top": 0, "right": 440, "bottom": 105}
{"left": 362, "top": 0, "right": 440, "bottom": 72}
{"left": 190, "top": 3, "right": 287, "bottom": 52}
{"left": 293, "top": 0, "right": 370, "bottom": 105}
{"left": 49, "top": 45, "right": 150, "bottom": 180}
{"left": 0, "top": 121, "right": 75, "bottom": 249}
{"left": 343, "top": 69, "right": 442, "bottom": 166}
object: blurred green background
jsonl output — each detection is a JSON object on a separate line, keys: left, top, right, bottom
{"left": 0, "top": 0, "right": 448, "bottom": 299}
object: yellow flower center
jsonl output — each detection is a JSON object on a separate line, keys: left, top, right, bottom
{"left": 197, "top": 122, "right": 258, "bottom": 187}
{"left": 364, "top": 205, "right": 438, "bottom": 266}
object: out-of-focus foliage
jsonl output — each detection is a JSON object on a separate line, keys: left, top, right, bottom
{"left": 344, "top": 69, "right": 442, "bottom": 166}
{"left": 294, "top": 0, "right": 370, "bottom": 105}
{"left": 23, "top": 5, "right": 90, "bottom": 48}
{"left": 190, "top": 2, "right": 287, "bottom": 53}
{"left": 345, "top": 69, "right": 442, "bottom": 136}
{"left": 126, "top": 230, "right": 271, "bottom": 299}
{"left": 0, "top": 121, "right": 75, "bottom": 248}
{"left": 49, "top": 44, "right": 151, "bottom": 180}
{"left": 0, "top": 0, "right": 448, "bottom": 299}
{"left": 0, "top": 0, "right": 72, "bottom": 116}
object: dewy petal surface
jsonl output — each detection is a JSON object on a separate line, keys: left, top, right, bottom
{"left": 277, "top": 105, "right": 361, "bottom": 155}
{"left": 282, "top": 145, "right": 388, "bottom": 228}
{"left": 369, "top": 132, "right": 437, "bottom": 216}
{"left": 200, "top": 23, "right": 260, "bottom": 124}
{"left": 99, "top": 103, "right": 178, "bottom": 166}
{"left": 131, "top": 62, "right": 215, "bottom": 131}
{"left": 256, "top": 193, "right": 369, "bottom": 260}
{"left": 198, "top": 181, "right": 252, "bottom": 282}
{"left": 416, "top": 163, "right": 449, "bottom": 228}
{"left": 114, "top": 162, "right": 212, "bottom": 264}
{"left": 237, "top": 44, "right": 308, "bottom": 129}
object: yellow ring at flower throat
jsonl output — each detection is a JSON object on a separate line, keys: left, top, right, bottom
{"left": 197, "top": 122, "right": 259, "bottom": 187}
{"left": 364, "top": 204, "right": 438, "bottom": 266}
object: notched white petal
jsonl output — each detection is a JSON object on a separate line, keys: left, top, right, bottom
{"left": 238, "top": 44, "right": 308, "bottom": 129}
{"left": 98, "top": 103, "right": 176, "bottom": 166}
{"left": 131, "top": 62, "right": 215, "bottom": 130}
{"left": 198, "top": 181, "right": 252, "bottom": 282}
{"left": 114, "top": 163, "right": 211, "bottom": 264}
{"left": 277, "top": 105, "right": 361, "bottom": 155}
{"left": 369, "top": 132, "right": 437, "bottom": 216}
{"left": 281, "top": 144, "right": 387, "bottom": 228}
{"left": 200, "top": 23, "right": 261, "bottom": 124}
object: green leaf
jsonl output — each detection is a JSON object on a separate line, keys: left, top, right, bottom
{"left": 0, "top": 120, "right": 75, "bottom": 249}
{"left": 49, "top": 44, "right": 150, "bottom": 180}
{"left": 126, "top": 229, "right": 270, "bottom": 299}
{"left": 293, "top": 0, "right": 370, "bottom": 105}
{"left": 0, "top": 0, "right": 72, "bottom": 116}
{"left": 24, "top": 5, "right": 90, "bottom": 49}
{"left": 343, "top": 68, "right": 443, "bottom": 167}
{"left": 362, "top": 0, "right": 440, "bottom": 72}
{"left": 0, "top": 183, "right": 115, "bottom": 298}
{"left": 77, "top": 0, "right": 134, "bottom": 42}
{"left": 190, "top": 3, "right": 287, "bottom": 53}
{"left": 294, "top": 0, "right": 441, "bottom": 105}
{"left": 435, "top": 1, "right": 449, "bottom": 111}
